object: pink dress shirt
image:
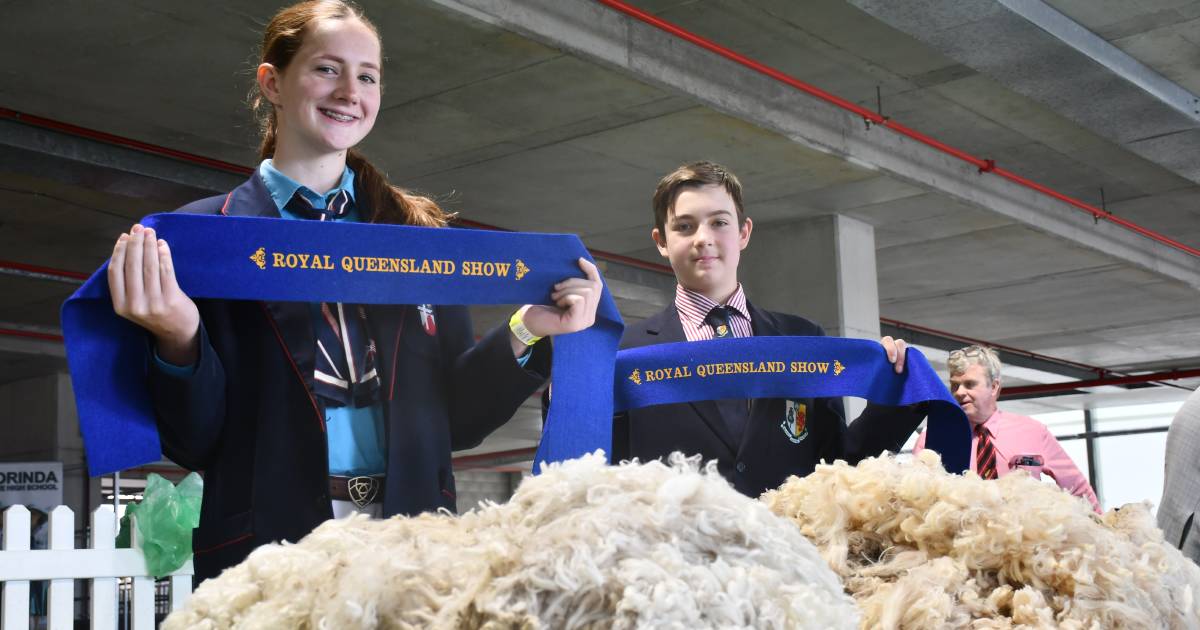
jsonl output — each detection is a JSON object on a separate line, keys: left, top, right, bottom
{"left": 915, "top": 408, "right": 1101, "bottom": 513}
{"left": 674, "top": 284, "right": 753, "bottom": 341}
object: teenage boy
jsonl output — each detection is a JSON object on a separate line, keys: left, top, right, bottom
{"left": 614, "top": 161, "right": 926, "bottom": 496}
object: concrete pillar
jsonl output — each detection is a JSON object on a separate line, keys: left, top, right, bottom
{"left": 740, "top": 214, "right": 881, "bottom": 420}
{"left": 0, "top": 374, "right": 61, "bottom": 461}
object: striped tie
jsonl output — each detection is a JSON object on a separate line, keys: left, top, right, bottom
{"left": 284, "top": 189, "right": 379, "bottom": 407}
{"left": 975, "top": 424, "right": 998, "bottom": 480}
{"left": 285, "top": 188, "right": 352, "bottom": 221}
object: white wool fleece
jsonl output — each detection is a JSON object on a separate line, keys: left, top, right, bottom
{"left": 165, "top": 452, "right": 859, "bottom": 630}
{"left": 763, "top": 450, "right": 1200, "bottom": 630}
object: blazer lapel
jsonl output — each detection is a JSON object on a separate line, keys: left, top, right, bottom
{"left": 746, "top": 301, "right": 781, "bottom": 337}
{"left": 261, "top": 300, "right": 317, "bottom": 398}
{"left": 365, "top": 304, "right": 408, "bottom": 403}
{"left": 225, "top": 174, "right": 318, "bottom": 411}
{"left": 220, "top": 174, "right": 281, "bottom": 219}
{"left": 645, "top": 304, "right": 739, "bottom": 456}
{"left": 633, "top": 305, "right": 685, "bottom": 344}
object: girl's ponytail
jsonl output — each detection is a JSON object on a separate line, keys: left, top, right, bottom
{"left": 347, "top": 150, "right": 451, "bottom": 227}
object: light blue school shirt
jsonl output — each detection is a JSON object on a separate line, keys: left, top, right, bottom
{"left": 159, "top": 160, "right": 530, "bottom": 476}
{"left": 258, "top": 159, "right": 387, "bottom": 477}
{"left": 155, "top": 160, "right": 386, "bottom": 477}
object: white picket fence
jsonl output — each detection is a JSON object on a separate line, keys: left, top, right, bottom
{"left": 0, "top": 504, "right": 192, "bottom": 630}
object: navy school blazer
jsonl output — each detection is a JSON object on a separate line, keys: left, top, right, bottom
{"left": 613, "top": 302, "right": 925, "bottom": 497}
{"left": 148, "top": 174, "right": 550, "bottom": 581}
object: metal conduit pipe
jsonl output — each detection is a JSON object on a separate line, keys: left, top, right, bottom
{"left": 593, "top": 0, "right": 1200, "bottom": 259}
{"left": 0, "top": 107, "right": 250, "bottom": 176}
{"left": 1003, "top": 367, "right": 1200, "bottom": 397}
{"left": 881, "top": 316, "right": 1110, "bottom": 377}
{"left": 0, "top": 326, "right": 64, "bottom": 343}
{"left": 883, "top": 316, "right": 1192, "bottom": 392}
{"left": 0, "top": 259, "right": 87, "bottom": 284}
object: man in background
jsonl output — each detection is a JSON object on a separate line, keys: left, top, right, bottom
{"left": 914, "top": 345, "right": 1101, "bottom": 512}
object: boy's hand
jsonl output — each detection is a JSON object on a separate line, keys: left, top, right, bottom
{"left": 881, "top": 336, "right": 908, "bottom": 374}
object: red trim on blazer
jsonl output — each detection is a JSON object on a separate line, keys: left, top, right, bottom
{"left": 219, "top": 191, "right": 233, "bottom": 216}
{"left": 388, "top": 308, "right": 406, "bottom": 402}
{"left": 258, "top": 302, "right": 325, "bottom": 432}
{"left": 195, "top": 533, "right": 254, "bottom": 555}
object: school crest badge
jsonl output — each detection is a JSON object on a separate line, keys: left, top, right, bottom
{"left": 781, "top": 400, "right": 808, "bottom": 443}
{"left": 418, "top": 304, "right": 437, "bottom": 336}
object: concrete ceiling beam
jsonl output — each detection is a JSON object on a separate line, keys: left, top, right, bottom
{"left": 0, "top": 326, "right": 65, "bottom": 359}
{"left": 879, "top": 321, "right": 1099, "bottom": 381}
{"left": 848, "top": 0, "right": 1200, "bottom": 184}
{"left": 427, "top": 0, "right": 1200, "bottom": 291}
{"left": 0, "top": 118, "right": 244, "bottom": 202}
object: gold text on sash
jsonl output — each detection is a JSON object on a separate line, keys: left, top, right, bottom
{"left": 628, "top": 358, "right": 845, "bottom": 386}
{"left": 258, "top": 248, "right": 529, "bottom": 280}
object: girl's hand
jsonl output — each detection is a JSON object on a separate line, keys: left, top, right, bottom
{"left": 108, "top": 224, "right": 201, "bottom": 365}
{"left": 514, "top": 258, "right": 604, "bottom": 348}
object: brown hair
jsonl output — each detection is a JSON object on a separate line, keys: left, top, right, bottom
{"left": 651, "top": 161, "right": 746, "bottom": 234}
{"left": 251, "top": 0, "right": 449, "bottom": 227}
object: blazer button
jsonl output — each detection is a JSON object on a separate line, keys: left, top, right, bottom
{"left": 735, "top": 461, "right": 747, "bottom": 473}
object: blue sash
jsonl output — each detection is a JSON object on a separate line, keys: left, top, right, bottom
{"left": 615, "top": 337, "right": 971, "bottom": 472}
{"left": 62, "top": 214, "right": 624, "bottom": 476}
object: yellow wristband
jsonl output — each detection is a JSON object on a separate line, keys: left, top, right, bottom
{"left": 509, "top": 307, "right": 543, "bottom": 346}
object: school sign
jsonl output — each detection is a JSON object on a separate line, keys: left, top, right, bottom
{"left": 0, "top": 461, "right": 63, "bottom": 511}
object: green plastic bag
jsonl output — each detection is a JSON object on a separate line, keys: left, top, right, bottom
{"left": 117, "top": 473, "right": 203, "bottom": 577}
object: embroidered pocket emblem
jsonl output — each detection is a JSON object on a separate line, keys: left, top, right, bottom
{"left": 781, "top": 400, "right": 809, "bottom": 443}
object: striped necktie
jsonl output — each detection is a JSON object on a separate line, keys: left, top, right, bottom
{"left": 285, "top": 189, "right": 380, "bottom": 408}
{"left": 975, "top": 424, "right": 998, "bottom": 480}
{"left": 285, "top": 188, "right": 352, "bottom": 221}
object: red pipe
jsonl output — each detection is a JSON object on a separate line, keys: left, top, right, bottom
{"left": 452, "top": 446, "right": 538, "bottom": 468}
{"left": 1004, "top": 368, "right": 1200, "bottom": 396}
{"left": 0, "top": 107, "right": 253, "bottom": 176}
{"left": 880, "top": 316, "right": 1109, "bottom": 377}
{"left": 594, "top": 0, "right": 1200, "bottom": 259}
{"left": 1, "top": 107, "right": 672, "bottom": 276}
{"left": 0, "top": 327, "right": 64, "bottom": 343}
{"left": 0, "top": 259, "right": 89, "bottom": 282}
